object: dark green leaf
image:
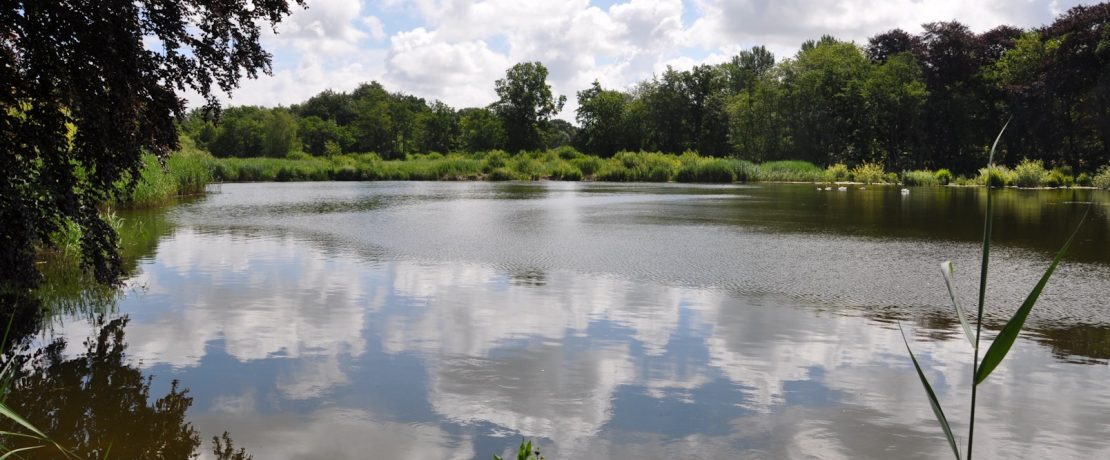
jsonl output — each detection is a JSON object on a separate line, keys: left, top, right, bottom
{"left": 976, "top": 207, "right": 1089, "bottom": 384}
{"left": 900, "top": 324, "right": 961, "bottom": 460}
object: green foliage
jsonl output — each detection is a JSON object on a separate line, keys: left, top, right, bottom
{"left": 675, "top": 158, "right": 737, "bottom": 183}
{"left": 825, "top": 163, "right": 851, "bottom": 182}
{"left": 570, "top": 156, "right": 604, "bottom": 177}
{"left": 1012, "top": 158, "right": 1048, "bottom": 187}
{"left": 935, "top": 169, "right": 954, "bottom": 185}
{"left": 492, "top": 62, "right": 567, "bottom": 152}
{"left": 493, "top": 440, "right": 544, "bottom": 460}
{"left": 902, "top": 170, "right": 940, "bottom": 186}
{"left": 0, "top": 0, "right": 298, "bottom": 290}
{"left": 1075, "top": 172, "right": 1092, "bottom": 187}
{"left": 1092, "top": 166, "right": 1110, "bottom": 189}
{"left": 547, "top": 161, "right": 583, "bottom": 181}
{"left": 851, "top": 162, "right": 887, "bottom": 184}
{"left": 1039, "top": 169, "right": 1071, "bottom": 188}
{"left": 757, "top": 161, "right": 825, "bottom": 182}
{"left": 977, "top": 166, "right": 1015, "bottom": 187}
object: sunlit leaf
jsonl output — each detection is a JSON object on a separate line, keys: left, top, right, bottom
{"left": 940, "top": 261, "right": 976, "bottom": 347}
{"left": 900, "top": 324, "right": 961, "bottom": 460}
{"left": 976, "top": 208, "right": 1089, "bottom": 384}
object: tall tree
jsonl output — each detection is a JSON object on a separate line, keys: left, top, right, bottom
{"left": 0, "top": 0, "right": 303, "bottom": 294}
{"left": 575, "top": 81, "right": 630, "bottom": 157}
{"left": 492, "top": 62, "right": 566, "bottom": 152}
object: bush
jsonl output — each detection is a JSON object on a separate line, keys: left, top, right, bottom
{"left": 570, "top": 156, "right": 604, "bottom": 176}
{"left": 481, "top": 150, "right": 510, "bottom": 172}
{"left": 552, "top": 145, "right": 582, "bottom": 160}
{"left": 488, "top": 167, "right": 516, "bottom": 181}
{"left": 1094, "top": 166, "right": 1110, "bottom": 189}
{"left": 851, "top": 162, "right": 886, "bottom": 184}
{"left": 934, "top": 169, "right": 953, "bottom": 185}
{"left": 825, "top": 163, "right": 850, "bottom": 182}
{"left": 977, "top": 166, "right": 1014, "bottom": 187}
{"left": 902, "top": 170, "right": 939, "bottom": 186}
{"left": 757, "top": 161, "right": 824, "bottom": 182}
{"left": 675, "top": 158, "right": 737, "bottom": 183}
{"left": 1040, "top": 169, "right": 1072, "bottom": 188}
{"left": 1012, "top": 158, "right": 1047, "bottom": 187}
{"left": 728, "top": 159, "right": 759, "bottom": 182}
{"left": 547, "top": 161, "right": 583, "bottom": 181}
{"left": 1076, "top": 172, "right": 1092, "bottom": 187}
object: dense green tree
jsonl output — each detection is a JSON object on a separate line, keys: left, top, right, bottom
{"left": 721, "top": 46, "right": 776, "bottom": 93}
{"left": 492, "top": 62, "right": 566, "bottom": 152}
{"left": 1, "top": 0, "right": 302, "bottom": 293}
{"left": 299, "top": 115, "right": 354, "bottom": 155}
{"left": 866, "top": 29, "right": 919, "bottom": 64}
{"left": 727, "top": 72, "right": 789, "bottom": 162}
{"left": 422, "top": 101, "right": 459, "bottom": 153}
{"left": 575, "top": 81, "right": 630, "bottom": 157}
{"left": 458, "top": 108, "right": 507, "bottom": 151}
{"left": 263, "top": 109, "right": 298, "bottom": 157}
{"left": 208, "top": 107, "right": 268, "bottom": 158}
{"left": 780, "top": 39, "right": 872, "bottom": 165}
{"left": 864, "top": 52, "right": 928, "bottom": 170}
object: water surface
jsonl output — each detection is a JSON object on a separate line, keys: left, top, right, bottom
{"left": 13, "top": 182, "right": 1110, "bottom": 459}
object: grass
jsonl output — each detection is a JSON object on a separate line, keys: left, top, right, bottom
{"left": 901, "top": 121, "right": 1090, "bottom": 459}
{"left": 903, "top": 170, "right": 940, "bottom": 186}
{"left": 116, "top": 137, "right": 216, "bottom": 208}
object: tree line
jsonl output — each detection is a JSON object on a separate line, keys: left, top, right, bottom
{"left": 183, "top": 4, "right": 1110, "bottom": 175}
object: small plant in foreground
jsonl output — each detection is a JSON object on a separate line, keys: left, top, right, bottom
{"left": 902, "top": 120, "right": 1090, "bottom": 459}
{"left": 494, "top": 439, "right": 544, "bottom": 460}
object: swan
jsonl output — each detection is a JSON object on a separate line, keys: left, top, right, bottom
{"left": 900, "top": 188, "right": 910, "bottom": 194}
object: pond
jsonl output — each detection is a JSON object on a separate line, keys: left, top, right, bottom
{"left": 12, "top": 182, "right": 1110, "bottom": 459}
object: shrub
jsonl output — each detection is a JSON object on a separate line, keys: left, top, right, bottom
{"left": 728, "top": 159, "right": 759, "bottom": 182}
{"left": 1012, "top": 158, "right": 1047, "bottom": 187}
{"left": 481, "top": 150, "right": 510, "bottom": 172}
{"left": 1094, "top": 166, "right": 1110, "bottom": 189}
{"left": 1076, "top": 172, "right": 1092, "bottom": 187}
{"left": 977, "top": 166, "right": 1014, "bottom": 187}
{"left": 825, "top": 163, "right": 850, "bottom": 182}
{"left": 596, "top": 162, "right": 634, "bottom": 182}
{"left": 1040, "top": 169, "right": 1072, "bottom": 188}
{"left": 934, "top": 169, "right": 953, "bottom": 185}
{"left": 570, "top": 156, "right": 604, "bottom": 176}
{"left": 902, "top": 170, "right": 939, "bottom": 186}
{"left": 547, "top": 161, "right": 583, "bottom": 181}
{"left": 758, "top": 161, "right": 824, "bottom": 182}
{"left": 488, "top": 167, "right": 516, "bottom": 181}
{"left": 552, "top": 145, "right": 582, "bottom": 160}
{"left": 851, "top": 162, "right": 886, "bottom": 184}
{"left": 675, "top": 158, "right": 736, "bottom": 183}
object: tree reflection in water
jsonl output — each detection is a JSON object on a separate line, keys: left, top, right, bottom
{"left": 0, "top": 317, "right": 246, "bottom": 459}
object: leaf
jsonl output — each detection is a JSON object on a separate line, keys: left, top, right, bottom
{"left": 940, "top": 261, "right": 976, "bottom": 347}
{"left": 0, "top": 402, "right": 50, "bottom": 440}
{"left": 976, "top": 207, "right": 1089, "bottom": 384}
{"left": 0, "top": 445, "right": 43, "bottom": 460}
{"left": 900, "top": 324, "right": 961, "bottom": 460}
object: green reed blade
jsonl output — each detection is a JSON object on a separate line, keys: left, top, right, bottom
{"left": 900, "top": 324, "right": 961, "bottom": 459}
{"left": 976, "top": 207, "right": 1089, "bottom": 384}
{"left": 940, "top": 261, "right": 976, "bottom": 347}
{"left": 0, "top": 445, "right": 43, "bottom": 460}
{"left": 0, "top": 402, "right": 49, "bottom": 440}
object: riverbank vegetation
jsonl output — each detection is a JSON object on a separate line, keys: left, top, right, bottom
{"left": 182, "top": 5, "right": 1110, "bottom": 185}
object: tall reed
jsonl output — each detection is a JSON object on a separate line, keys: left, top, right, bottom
{"left": 902, "top": 120, "right": 1090, "bottom": 459}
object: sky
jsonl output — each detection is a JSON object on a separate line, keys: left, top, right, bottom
{"left": 193, "top": 0, "right": 1101, "bottom": 119}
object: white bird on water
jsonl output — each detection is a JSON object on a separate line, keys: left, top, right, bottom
{"left": 901, "top": 188, "right": 910, "bottom": 194}
{"left": 837, "top": 186, "right": 847, "bottom": 191}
